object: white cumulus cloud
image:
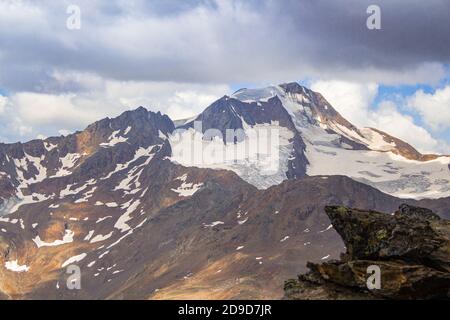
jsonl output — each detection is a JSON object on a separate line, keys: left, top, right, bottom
{"left": 0, "top": 71, "right": 230, "bottom": 142}
{"left": 407, "top": 86, "right": 450, "bottom": 131}
{"left": 368, "top": 101, "right": 448, "bottom": 154}
{"left": 311, "top": 80, "right": 378, "bottom": 128}
{"left": 0, "top": 95, "right": 8, "bottom": 113}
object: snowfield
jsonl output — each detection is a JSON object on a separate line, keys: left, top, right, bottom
{"left": 169, "top": 121, "right": 295, "bottom": 189}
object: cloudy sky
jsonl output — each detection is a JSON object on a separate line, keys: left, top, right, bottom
{"left": 0, "top": 0, "right": 449, "bottom": 154}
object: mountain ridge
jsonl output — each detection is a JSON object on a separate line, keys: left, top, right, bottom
{"left": 1, "top": 82, "right": 449, "bottom": 201}
{"left": 1, "top": 82, "right": 446, "bottom": 160}
{"left": 0, "top": 81, "right": 448, "bottom": 299}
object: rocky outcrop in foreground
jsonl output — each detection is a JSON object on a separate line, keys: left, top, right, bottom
{"left": 284, "top": 204, "right": 450, "bottom": 300}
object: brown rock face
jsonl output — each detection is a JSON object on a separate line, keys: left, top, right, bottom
{"left": 284, "top": 204, "right": 450, "bottom": 300}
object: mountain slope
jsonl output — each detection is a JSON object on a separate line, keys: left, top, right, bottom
{"left": 228, "top": 82, "right": 450, "bottom": 199}
{"left": 1, "top": 171, "right": 447, "bottom": 299}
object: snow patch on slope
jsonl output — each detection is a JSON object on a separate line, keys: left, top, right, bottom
{"left": 169, "top": 121, "right": 294, "bottom": 189}
{"left": 61, "top": 253, "right": 87, "bottom": 268}
{"left": 114, "top": 199, "right": 140, "bottom": 232}
{"left": 5, "top": 260, "right": 30, "bottom": 272}
{"left": 100, "top": 130, "right": 128, "bottom": 148}
{"left": 51, "top": 153, "right": 81, "bottom": 177}
{"left": 171, "top": 174, "right": 203, "bottom": 197}
{"left": 305, "top": 141, "right": 450, "bottom": 199}
{"left": 32, "top": 229, "right": 75, "bottom": 248}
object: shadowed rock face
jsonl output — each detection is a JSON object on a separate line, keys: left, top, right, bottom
{"left": 284, "top": 204, "right": 450, "bottom": 300}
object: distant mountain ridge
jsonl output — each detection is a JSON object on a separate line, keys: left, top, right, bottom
{"left": 1, "top": 82, "right": 449, "bottom": 204}
{"left": 173, "top": 82, "right": 450, "bottom": 198}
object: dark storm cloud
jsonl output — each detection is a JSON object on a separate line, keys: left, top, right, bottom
{"left": 277, "top": 0, "right": 450, "bottom": 69}
{"left": 0, "top": 0, "right": 449, "bottom": 92}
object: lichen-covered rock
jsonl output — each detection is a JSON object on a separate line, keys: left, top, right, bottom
{"left": 326, "top": 204, "right": 450, "bottom": 271}
{"left": 284, "top": 204, "right": 450, "bottom": 300}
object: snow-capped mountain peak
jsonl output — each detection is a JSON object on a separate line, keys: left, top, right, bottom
{"left": 193, "top": 82, "right": 450, "bottom": 199}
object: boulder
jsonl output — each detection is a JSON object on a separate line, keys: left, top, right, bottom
{"left": 284, "top": 204, "right": 450, "bottom": 300}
